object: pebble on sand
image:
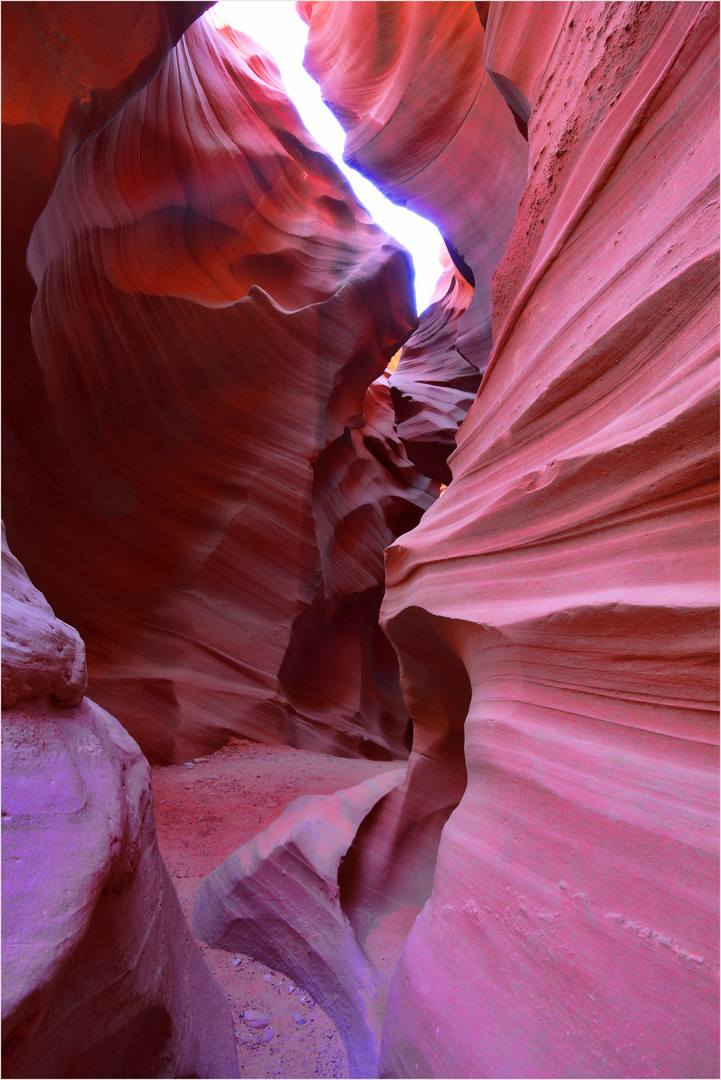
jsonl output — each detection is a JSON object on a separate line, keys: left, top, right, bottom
{"left": 244, "top": 1009, "right": 270, "bottom": 1030}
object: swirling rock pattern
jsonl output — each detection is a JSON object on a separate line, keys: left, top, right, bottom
{"left": 389, "top": 254, "right": 478, "bottom": 485}
{"left": 299, "top": 0, "right": 528, "bottom": 374}
{"left": 6, "top": 13, "right": 436, "bottom": 762}
{"left": 307, "top": 1, "right": 719, "bottom": 1076}
{"left": 193, "top": 767, "right": 405, "bottom": 1078}
{"left": 1, "top": 528, "right": 238, "bottom": 1079}
{"left": 2, "top": 1, "right": 209, "bottom": 606}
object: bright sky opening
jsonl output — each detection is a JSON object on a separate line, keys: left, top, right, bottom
{"left": 208, "top": 1, "right": 445, "bottom": 313}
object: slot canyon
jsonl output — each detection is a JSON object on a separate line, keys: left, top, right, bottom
{"left": 1, "top": 1, "right": 718, "bottom": 1077}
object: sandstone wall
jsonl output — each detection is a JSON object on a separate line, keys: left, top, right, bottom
{"left": 302, "top": 2, "right": 720, "bottom": 1075}
{"left": 1, "top": 524, "right": 238, "bottom": 1078}
{"left": 4, "top": 12, "right": 437, "bottom": 763}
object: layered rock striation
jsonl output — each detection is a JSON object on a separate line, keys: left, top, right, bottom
{"left": 299, "top": 0, "right": 528, "bottom": 374}
{"left": 1, "top": 524, "right": 238, "bottom": 1078}
{"left": 3, "top": 2, "right": 719, "bottom": 1078}
{"left": 388, "top": 253, "right": 478, "bottom": 485}
{"left": 305, "top": 2, "right": 720, "bottom": 1077}
{"left": 194, "top": 767, "right": 406, "bottom": 1078}
{"left": 5, "top": 12, "right": 437, "bottom": 763}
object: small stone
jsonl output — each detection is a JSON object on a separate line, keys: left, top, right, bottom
{"left": 185, "top": 762, "right": 195, "bottom": 769}
{"left": 244, "top": 1009, "right": 270, "bottom": 1029}
{"left": 263, "top": 973, "right": 272, "bottom": 982}
{"left": 233, "top": 957, "right": 242, "bottom": 967}
{"left": 263, "top": 1029, "right": 274, "bottom": 1042}
{"left": 288, "top": 984, "right": 295, "bottom": 994}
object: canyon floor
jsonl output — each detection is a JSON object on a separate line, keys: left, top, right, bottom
{"left": 152, "top": 738, "right": 401, "bottom": 1079}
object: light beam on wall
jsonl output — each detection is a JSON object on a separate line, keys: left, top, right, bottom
{"left": 208, "top": 1, "right": 445, "bottom": 313}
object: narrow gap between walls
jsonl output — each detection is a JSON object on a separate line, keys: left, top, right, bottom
{"left": 208, "top": 1, "right": 446, "bottom": 315}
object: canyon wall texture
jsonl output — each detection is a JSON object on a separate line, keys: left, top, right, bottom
{"left": 3, "top": 2, "right": 719, "bottom": 1079}
{"left": 389, "top": 254, "right": 479, "bottom": 486}
{"left": 302, "top": 1, "right": 720, "bottom": 1077}
{"left": 194, "top": 766, "right": 406, "bottom": 1078}
{"left": 299, "top": 0, "right": 528, "bottom": 375}
{"left": 1, "top": 525, "right": 238, "bottom": 1078}
{"left": 4, "top": 10, "right": 437, "bottom": 764}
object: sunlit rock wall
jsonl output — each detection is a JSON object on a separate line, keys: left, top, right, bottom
{"left": 4, "top": 11, "right": 436, "bottom": 763}
{"left": 1, "top": 525, "right": 238, "bottom": 1079}
{"left": 299, "top": 0, "right": 528, "bottom": 374}
{"left": 304, "top": 1, "right": 720, "bottom": 1076}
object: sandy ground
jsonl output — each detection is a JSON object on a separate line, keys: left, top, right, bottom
{"left": 151, "top": 738, "right": 401, "bottom": 1079}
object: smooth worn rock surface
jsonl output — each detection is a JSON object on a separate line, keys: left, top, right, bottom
{"left": 2, "top": 2, "right": 718, "bottom": 1079}
{"left": 152, "top": 738, "right": 406, "bottom": 1078}
{"left": 389, "top": 252, "right": 479, "bottom": 485}
{"left": 376, "top": 4, "right": 719, "bottom": 1078}
{"left": 1, "top": 528, "right": 238, "bottom": 1078}
{"left": 193, "top": 768, "right": 406, "bottom": 1078}
{"left": 300, "top": 0, "right": 528, "bottom": 375}
{"left": 1, "top": 521, "right": 86, "bottom": 709}
{"left": 5, "top": 12, "right": 436, "bottom": 763}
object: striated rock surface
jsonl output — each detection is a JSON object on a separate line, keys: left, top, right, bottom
{"left": 375, "top": 3, "right": 720, "bottom": 1078}
{"left": 193, "top": 768, "right": 406, "bottom": 1078}
{"left": 2, "top": 1, "right": 209, "bottom": 617}
{"left": 5, "top": 12, "right": 436, "bottom": 763}
{"left": 4, "top": 2, "right": 718, "bottom": 1077}
{"left": 299, "top": 0, "right": 528, "bottom": 374}
{"left": 1, "top": 525, "right": 238, "bottom": 1079}
{"left": 2, "top": 1, "right": 209, "bottom": 285}
{"left": 388, "top": 252, "right": 478, "bottom": 485}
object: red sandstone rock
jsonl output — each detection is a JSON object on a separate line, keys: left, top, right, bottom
{"left": 300, "top": 0, "right": 528, "bottom": 372}
{"left": 5, "top": 12, "right": 435, "bottom": 762}
{"left": 2, "top": 2, "right": 209, "bottom": 600}
{"left": 193, "top": 768, "right": 405, "bottom": 1078}
{"left": 4, "top": 2, "right": 718, "bottom": 1077}
{"left": 376, "top": 4, "right": 720, "bottom": 1077}
{"left": 2, "top": 1, "right": 209, "bottom": 266}
{"left": 1, "top": 527, "right": 238, "bottom": 1079}
{"left": 388, "top": 254, "right": 479, "bottom": 484}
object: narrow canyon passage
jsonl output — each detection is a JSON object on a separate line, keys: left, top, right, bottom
{"left": 2, "top": 3, "right": 718, "bottom": 1080}
{"left": 152, "top": 738, "right": 403, "bottom": 1078}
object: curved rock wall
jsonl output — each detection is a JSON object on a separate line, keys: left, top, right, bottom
{"left": 299, "top": 0, "right": 528, "bottom": 374}
{"left": 3, "top": 2, "right": 718, "bottom": 1077}
{"left": 1, "top": 525, "right": 238, "bottom": 1078}
{"left": 5, "top": 12, "right": 437, "bottom": 762}
{"left": 388, "top": 254, "right": 478, "bottom": 485}
{"left": 305, "top": 1, "right": 720, "bottom": 1076}
{"left": 2, "top": 0, "right": 209, "bottom": 624}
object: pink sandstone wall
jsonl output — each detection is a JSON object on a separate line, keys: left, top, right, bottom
{"left": 301, "top": 2, "right": 720, "bottom": 1076}
{"left": 2, "top": 524, "right": 239, "bottom": 1078}
{"left": 3, "top": 2, "right": 718, "bottom": 1076}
